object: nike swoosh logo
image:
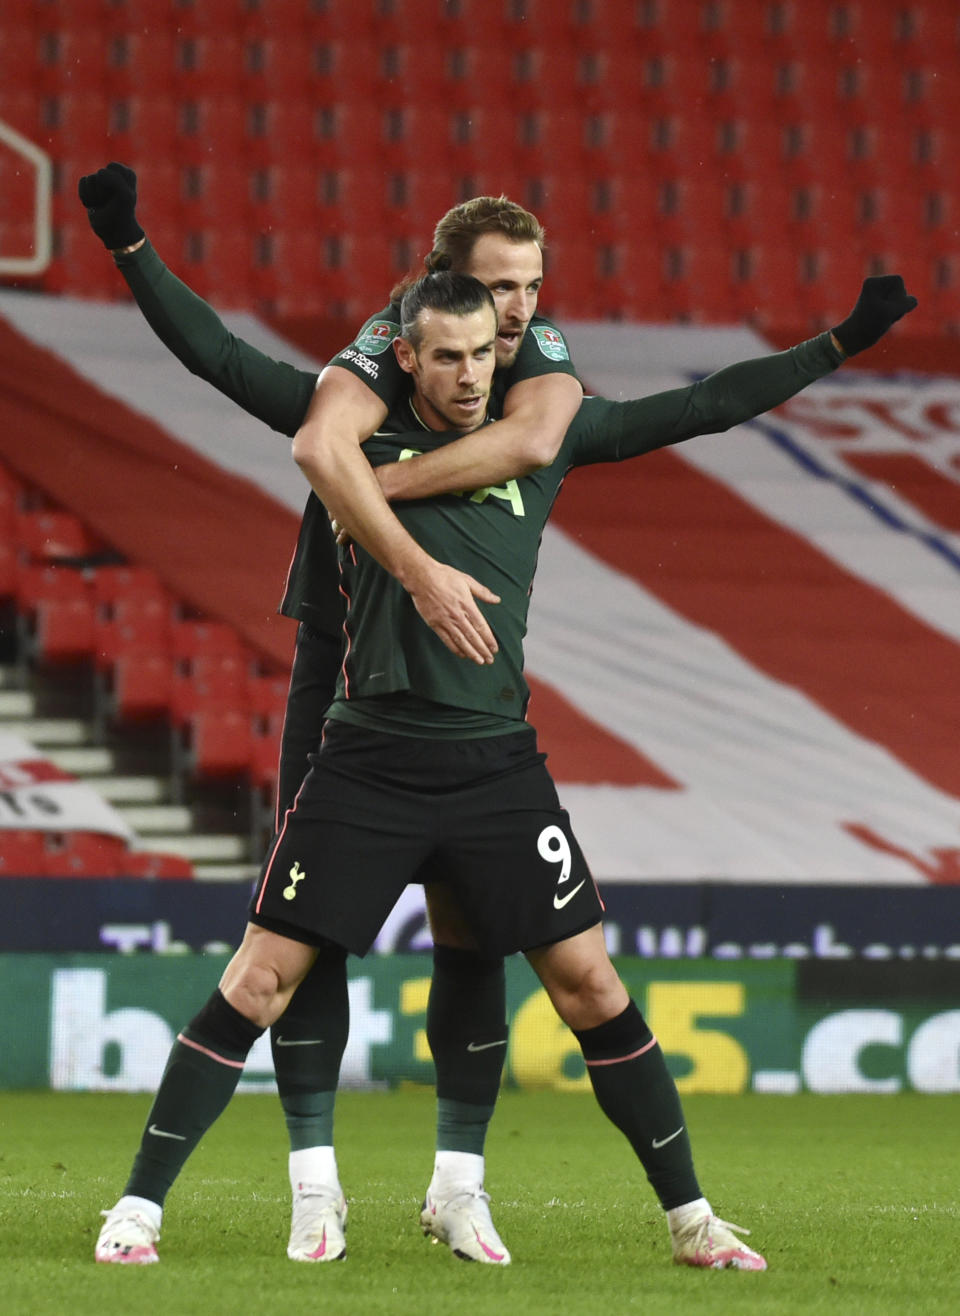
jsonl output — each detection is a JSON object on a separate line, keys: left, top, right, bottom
{"left": 652, "top": 1126, "right": 685, "bottom": 1149}
{"left": 274, "top": 1037, "right": 325, "bottom": 1047}
{"left": 466, "top": 1039, "right": 508, "bottom": 1053}
{"left": 149, "top": 1124, "right": 186, "bottom": 1141}
{"left": 553, "top": 880, "right": 586, "bottom": 910}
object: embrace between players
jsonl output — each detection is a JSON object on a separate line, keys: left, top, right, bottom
{"left": 78, "top": 162, "right": 916, "bottom": 1270}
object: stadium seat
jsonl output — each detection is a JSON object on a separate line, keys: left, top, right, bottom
{"left": 51, "top": 831, "right": 129, "bottom": 878}
{"left": 185, "top": 163, "right": 254, "bottom": 230}
{"left": 249, "top": 723, "right": 282, "bottom": 800}
{"left": 0, "top": 464, "right": 25, "bottom": 598}
{"left": 172, "top": 619, "right": 245, "bottom": 667}
{"left": 173, "top": 94, "right": 251, "bottom": 167}
{"left": 903, "top": 7, "right": 960, "bottom": 62}
{"left": 106, "top": 650, "right": 175, "bottom": 724}
{"left": 249, "top": 672, "right": 289, "bottom": 730}
{"left": 376, "top": 39, "right": 457, "bottom": 110}
{"left": 0, "top": 28, "right": 41, "bottom": 97}
{"left": 123, "top": 94, "right": 182, "bottom": 160}
{"left": 259, "top": 162, "right": 321, "bottom": 235}
{"left": 0, "top": 538, "right": 14, "bottom": 601}
{"left": 171, "top": 655, "right": 251, "bottom": 720}
{"left": 183, "top": 706, "right": 255, "bottom": 781}
{"left": 0, "top": 830, "right": 49, "bottom": 876}
{"left": 400, "top": 171, "right": 469, "bottom": 234}
{"left": 15, "top": 564, "right": 96, "bottom": 665}
{"left": 92, "top": 568, "right": 177, "bottom": 664}
{"left": 15, "top": 508, "right": 104, "bottom": 564}
{"left": 122, "top": 849, "right": 195, "bottom": 879}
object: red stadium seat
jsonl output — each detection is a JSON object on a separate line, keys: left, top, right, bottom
{"left": 172, "top": 619, "right": 245, "bottom": 666}
{"left": 903, "top": 7, "right": 960, "bottom": 62}
{"left": 16, "top": 508, "right": 104, "bottom": 564}
{"left": 107, "top": 651, "right": 175, "bottom": 723}
{"left": 171, "top": 657, "right": 251, "bottom": 724}
{"left": 0, "top": 465, "right": 25, "bottom": 598}
{"left": 123, "top": 850, "right": 195, "bottom": 879}
{"left": 123, "top": 94, "right": 182, "bottom": 161}
{"left": 48, "top": 831, "right": 129, "bottom": 878}
{"left": 0, "top": 830, "right": 50, "bottom": 876}
{"left": 15, "top": 565, "right": 96, "bottom": 664}
{"left": 399, "top": 171, "right": 468, "bottom": 236}
{"left": 185, "top": 163, "right": 254, "bottom": 230}
{"left": 184, "top": 706, "right": 254, "bottom": 780}
{"left": 263, "top": 163, "right": 323, "bottom": 235}
{"left": 249, "top": 728, "right": 282, "bottom": 816}
{"left": 92, "top": 567, "right": 177, "bottom": 667}
{"left": 249, "top": 673, "right": 289, "bottom": 730}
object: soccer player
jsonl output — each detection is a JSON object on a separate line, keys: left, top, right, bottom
{"left": 79, "top": 164, "right": 582, "bottom": 1262}
{"left": 92, "top": 263, "right": 916, "bottom": 1270}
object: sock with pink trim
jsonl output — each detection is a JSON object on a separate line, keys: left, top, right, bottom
{"left": 124, "top": 989, "right": 264, "bottom": 1206}
{"left": 573, "top": 999, "right": 701, "bottom": 1209}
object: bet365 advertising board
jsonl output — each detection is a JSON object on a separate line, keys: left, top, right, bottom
{"left": 2, "top": 953, "right": 958, "bottom": 1094}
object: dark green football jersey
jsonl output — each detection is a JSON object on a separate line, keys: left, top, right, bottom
{"left": 328, "top": 301, "right": 579, "bottom": 407}
{"left": 115, "top": 241, "right": 578, "bottom": 638}
{"left": 328, "top": 331, "right": 844, "bottom": 736}
{"left": 114, "top": 240, "right": 843, "bottom": 737}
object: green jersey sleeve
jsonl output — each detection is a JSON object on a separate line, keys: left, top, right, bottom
{"left": 113, "top": 241, "right": 318, "bottom": 437}
{"left": 565, "top": 331, "right": 845, "bottom": 467}
{"left": 501, "top": 313, "right": 580, "bottom": 389}
{"left": 325, "top": 304, "right": 408, "bottom": 408}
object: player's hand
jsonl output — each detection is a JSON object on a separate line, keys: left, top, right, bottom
{"left": 329, "top": 514, "right": 352, "bottom": 547}
{"left": 77, "top": 162, "right": 145, "bottom": 251}
{"left": 407, "top": 561, "right": 500, "bottom": 665}
{"left": 832, "top": 275, "right": 918, "bottom": 356}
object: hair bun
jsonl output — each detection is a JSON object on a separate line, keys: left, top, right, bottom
{"left": 424, "top": 249, "right": 453, "bottom": 272}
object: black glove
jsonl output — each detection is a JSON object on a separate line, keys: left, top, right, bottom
{"left": 77, "top": 162, "right": 144, "bottom": 251}
{"left": 832, "top": 275, "right": 918, "bottom": 356}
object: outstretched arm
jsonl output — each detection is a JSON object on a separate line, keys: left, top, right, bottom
{"left": 376, "top": 371, "right": 583, "bottom": 501}
{"left": 80, "top": 163, "right": 502, "bottom": 664}
{"left": 78, "top": 163, "right": 318, "bottom": 437}
{"left": 572, "top": 277, "right": 918, "bottom": 465}
{"left": 80, "top": 164, "right": 581, "bottom": 499}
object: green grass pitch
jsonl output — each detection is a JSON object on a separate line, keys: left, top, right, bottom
{"left": 2, "top": 1088, "right": 957, "bottom": 1315}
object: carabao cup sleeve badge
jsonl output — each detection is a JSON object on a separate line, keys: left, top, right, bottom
{"left": 355, "top": 321, "right": 400, "bottom": 355}
{"left": 531, "top": 325, "right": 570, "bottom": 361}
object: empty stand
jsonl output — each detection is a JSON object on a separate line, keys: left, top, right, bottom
{"left": 2, "top": 1, "right": 956, "bottom": 331}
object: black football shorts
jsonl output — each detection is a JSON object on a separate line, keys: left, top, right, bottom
{"left": 249, "top": 719, "right": 603, "bottom": 956}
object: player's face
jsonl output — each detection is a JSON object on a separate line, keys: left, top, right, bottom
{"left": 396, "top": 305, "right": 498, "bottom": 433}
{"left": 463, "top": 234, "right": 544, "bottom": 369}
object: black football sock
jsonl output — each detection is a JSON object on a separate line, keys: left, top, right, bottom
{"left": 573, "top": 1000, "right": 701, "bottom": 1210}
{"left": 270, "top": 945, "right": 349, "bottom": 1151}
{"left": 124, "top": 990, "right": 264, "bottom": 1206}
{"left": 428, "top": 946, "right": 507, "bottom": 1156}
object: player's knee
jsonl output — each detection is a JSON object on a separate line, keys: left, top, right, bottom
{"left": 220, "top": 930, "right": 314, "bottom": 1026}
{"left": 542, "top": 959, "right": 627, "bottom": 1031}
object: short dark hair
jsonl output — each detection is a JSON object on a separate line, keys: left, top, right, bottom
{"left": 399, "top": 271, "right": 497, "bottom": 350}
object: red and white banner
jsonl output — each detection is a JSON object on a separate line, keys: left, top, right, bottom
{"left": 1, "top": 293, "right": 957, "bottom": 884}
{"left": 0, "top": 734, "right": 133, "bottom": 841}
